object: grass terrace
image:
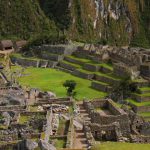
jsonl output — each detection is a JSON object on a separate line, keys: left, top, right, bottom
{"left": 133, "top": 92, "right": 150, "bottom": 97}
{"left": 61, "top": 60, "right": 82, "bottom": 68}
{"left": 127, "top": 99, "right": 150, "bottom": 107}
{"left": 95, "top": 72, "right": 122, "bottom": 81}
{"left": 11, "top": 53, "right": 41, "bottom": 61}
{"left": 67, "top": 55, "right": 92, "bottom": 63}
{"left": 139, "top": 87, "right": 150, "bottom": 91}
{"left": 139, "top": 112, "right": 150, "bottom": 117}
{"left": 99, "top": 63, "right": 113, "bottom": 71}
{"left": 12, "top": 67, "right": 107, "bottom": 100}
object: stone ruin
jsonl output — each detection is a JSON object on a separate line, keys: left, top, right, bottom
{"left": 82, "top": 99, "right": 150, "bottom": 144}
{"left": 75, "top": 44, "right": 150, "bottom": 80}
{"left": 0, "top": 81, "right": 74, "bottom": 150}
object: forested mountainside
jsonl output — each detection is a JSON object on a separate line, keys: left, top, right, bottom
{"left": 0, "top": 0, "right": 150, "bottom": 48}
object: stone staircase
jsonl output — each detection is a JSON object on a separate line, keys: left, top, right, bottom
{"left": 72, "top": 102, "right": 91, "bottom": 149}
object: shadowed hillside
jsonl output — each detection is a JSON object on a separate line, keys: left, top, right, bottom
{"left": 0, "top": 0, "right": 150, "bottom": 48}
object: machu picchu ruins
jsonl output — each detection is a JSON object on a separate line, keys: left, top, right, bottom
{"left": 0, "top": 0, "right": 150, "bottom": 149}
{"left": 0, "top": 41, "right": 150, "bottom": 150}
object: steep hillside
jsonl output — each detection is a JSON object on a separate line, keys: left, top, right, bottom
{"left": 0, "top": 0, "right": 150, "bottom": 48}
{"left": 0, "top": 0, "right": 57, "bottom": 40}
{"left": 40, "top": 0, "right": 150, "bottom": 47}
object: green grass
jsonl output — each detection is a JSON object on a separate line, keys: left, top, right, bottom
{"left": 93, "top": 80, "right": 109, "bottom": 86}
{"left": 19, "top": 115, "right": 31, "bottom": 124}
{"left": 11, "top": 53, "right": 42, "bottom": 61}
{"left": 68, "top": 55, "right": 92, "bottom": 63}
{"left": 15, "top": 67, "right": 107, "bottom": 100}
{"left": 139, "top": 87, "right": 150, "bottom": 91}
{"left": 77, "top": 68, "right": 94, "bottom": 74}
{"left": 95, "top": 72, "right": 122, "bottom": 81}
{"left": 92, "top": 142, "right": 150, "bottom": 150}
{"left": 61, "top": 60, "right": 82, "bottom": 68}
{"left": 139, "top": 112, "right": 150, "bottom": 117}
{"left": 133, "top": 93, "right": 150, "bottom": 97}
{"left": 99, "top": 63, "right": 113, "bottom": 71}
{"left": 54, "top": 139, "right": 66, "bottom": 148}
{"left": 127, "top": 99, "right": 150, "bottom": 107}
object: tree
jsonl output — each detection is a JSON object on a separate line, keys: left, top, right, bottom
{"left": 63, "top": 80, "right": 77, "bottom": 97}
{"left": 110, "top": 77, "right": 138, "bottom": 102}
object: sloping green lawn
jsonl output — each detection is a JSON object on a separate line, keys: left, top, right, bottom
{"left": 16, "top": 67, "right": 107, "bottom": 100}
{"left": 92, "top": 142, "right": 150, "bottom": 150}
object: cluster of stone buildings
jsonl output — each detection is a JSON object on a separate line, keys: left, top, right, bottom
{"left": 82, "top": 99, "right": 150, "bottom": 145}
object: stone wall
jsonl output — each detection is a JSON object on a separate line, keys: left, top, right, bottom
{"left": 72, "top": 70, "right": 94, "bottom": 80}
{"left": 59, "top": 61, "right": 77, "bottom": 71}
{"left": 83, "top": 100, "right": 130, "bottom": 136}
{"left": 130, "top": 135, "right": 150, "bottom": 143}
{"left": 64, "top": 56, "right": 85, "bottom": 66}
{"left": 41, "top": 52, "right": 64, "bottom": 61}
{"left": 66, "top": 119, "right": 74, "bottom": 149}
{"left": 0, "top": 105, "right": 26, "bottom": 112}
{"left": 131, "top": 93, "right": 150, "bottom": 102}
{"left": 35, "top": 44, "right": 77, "bottom": 55}
{"left": 91, "top": 81, "right": 111, "bottom": 92}
{"left": 130, "top": 104, "right": 150, "bottom": 113}
{"left": 83, "top": 63, "right": 100, "bottom": 72}
{"left": 95, "top": 74, "right": 120, "bottom": 85}
{"left": 140, "top": 63, "right": 150, "bottom": 78}
{"left": 11, "top": 57, "right": 58, "bottom": 68}
{"left": 90, "top": 122, "right": 122, "bottom": 141}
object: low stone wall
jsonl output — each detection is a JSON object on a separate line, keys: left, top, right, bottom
{"left": 99, "top": 66, "right": 112, "bottom": 73}
{"left": 35, "top": 44, "right": 77, "bottom": 55}
{"left": 59, "top": 61, "right": 77, "bottom": 71}
{"left": 130, "top": 135, "right": 150, "bottom": 143}
{"left": 129, "top": 103, "right": 150, "bottom": 113}
{"left": 73, "top": 49, "right": 91, "bottom": 59}
{"left": 11, "top": 57, "right": 58, "bottom": 68}
{"left": 41, "top": 52, "right": 64, "bottom": 62}
{"left": 36, "top": 97, "right": 73, "bottom": 106}
{"left": 0, "top": 105, "right": 26, "bottom": 111}
{"left": 20, "top": 111, "right": 46, "bottom": 116}
{"left": 91, "top": 81, "right": 112, "bottom": 92}
{"left": 11, "top": 57, "right": 38, "bottom": 67}
{"left": 83, "top": 123, "right": 95, "bottom": 146}
{"left": 65, "top": 56, "right": 84, "bottom": 66}
{"left": 83, "top": 63, "right": 100, "bottom": 72}
{"left": 95, "top": 74, "right": 120, "bottom": 85}
{"left": 66, "top": 119, "right": 74, "bottom": 149}
{"left": 131, "top": 93, "right": 150, "bottom": 102}
{"left": 72, "top": 70, "right": 94, "bottom": 79}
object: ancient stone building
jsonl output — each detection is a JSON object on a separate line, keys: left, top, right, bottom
{"left": 0, "top": 40, "right": 14, "bottom": 51}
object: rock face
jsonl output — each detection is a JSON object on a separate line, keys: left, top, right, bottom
{"left": 40, "top": 0, "right": 150, "bottom": 47}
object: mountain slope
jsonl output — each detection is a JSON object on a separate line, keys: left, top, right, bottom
{"left": 0, "top": 0, "right": 57, "bottom": 40}
{"left": 0, "top": 0, "right": 149, "bottom": 48}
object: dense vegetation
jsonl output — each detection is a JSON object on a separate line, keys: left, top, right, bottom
{"left": 0, "top": 0, "right": 149, "bottom": 47}
{"left": 0, "top": 0, "right": 58, "bottom": 40}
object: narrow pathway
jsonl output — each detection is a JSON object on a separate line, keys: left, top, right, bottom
{"left": 73, "top": 102, "right": 90, "bottom": 149}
